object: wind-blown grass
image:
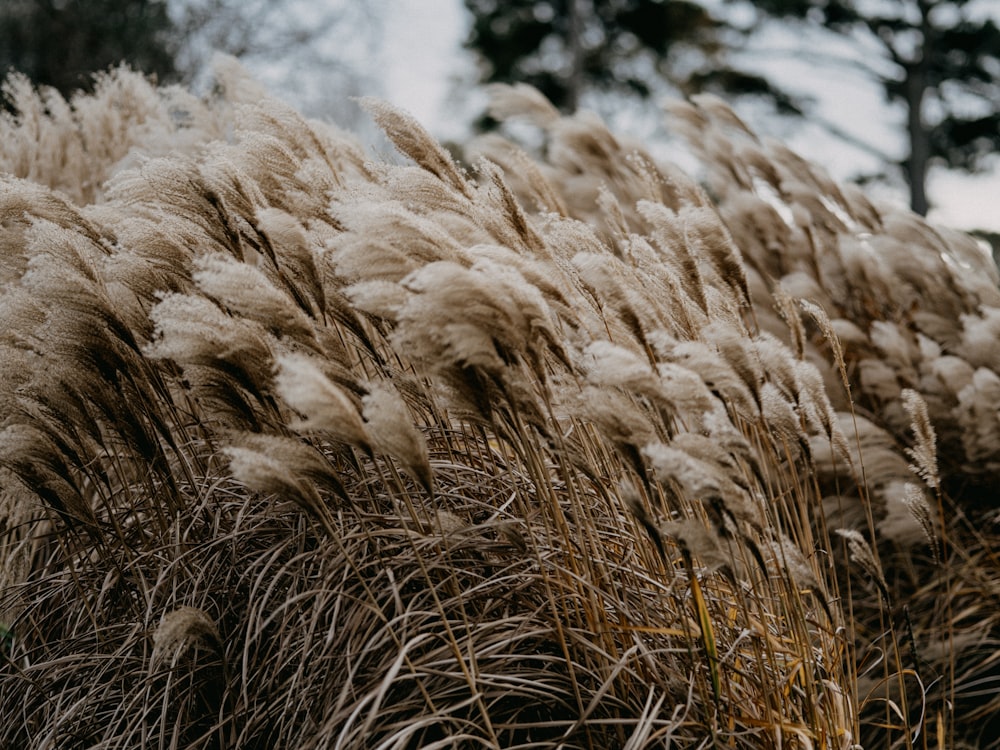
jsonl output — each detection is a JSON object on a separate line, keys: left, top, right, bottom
{"left": 0, "top": 62, "right": 997, "bottom": 748}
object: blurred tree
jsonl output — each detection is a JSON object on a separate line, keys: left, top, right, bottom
{"left": 0, "top": 0, "right": 178, "bottom": 97}
{"left": 172, "top": 0, "right": 384, "bottom": 123}
{"left": 745, "top": 0, "right": 1000, "bottom": 216}
{"left": 465, "top": 0, "right": 1000, "bottom": 217}
{"left": 0, "top": 0, "right": 383, "bottom": 125}
{"left": 463, "top": 0, "right": 801, "bottom": 117}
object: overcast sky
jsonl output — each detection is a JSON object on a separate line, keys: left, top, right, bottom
{"left": 370, "top": 0, "right": 999, "bottom": 233}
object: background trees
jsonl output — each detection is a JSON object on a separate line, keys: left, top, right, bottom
{"left": 0, "top": 0, "right": 178, "bottom": 97}
{"left": 463, "top": 0, "right": 714, "bottom": 112}
{"left": 171, "top": 0, "right": 383, "bottom": 121}
{"left": 0, "top": 0, "right": 383, "bottom": 124}
{"left": 745, "top": 0, "right": 1000, "bottom": 216}
{"left": 462, "top": 0, "right": 800, "bottom": 117}
{"left": 463, "top": 0, "right": 1000, "bottom": 217}
{"left": 1, "top": 0, "right": 997, "bottom": 218}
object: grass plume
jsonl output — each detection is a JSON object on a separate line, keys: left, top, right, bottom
{"left": 0, "top": 65, "right": 997, "bottom": 748}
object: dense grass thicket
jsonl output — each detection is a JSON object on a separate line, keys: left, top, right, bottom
{"left": 0, "top": 63, "right": 998, "bottom": 749}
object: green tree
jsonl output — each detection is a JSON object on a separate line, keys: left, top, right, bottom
{"left": 463, "top": 0, "right": 799, "bottom": 117}
{"left": 732, "top": 0, "right": 1000, "bottom": 215}
{"left": 0, "top": 0, "right": 178, "bottom": 97}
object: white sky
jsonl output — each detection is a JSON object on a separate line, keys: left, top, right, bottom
{"left": 378, "top": 0, "right": 477, "bottom": 140}
{"left": 371, "top": 0, "right": 999, "bottom": 233}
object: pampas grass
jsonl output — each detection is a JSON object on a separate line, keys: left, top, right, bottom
{"left": 0, "top": 61, "right": 998, "bottom": 748}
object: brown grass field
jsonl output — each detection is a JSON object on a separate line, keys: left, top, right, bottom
{"left": 0, "top": 61, "right": 998, "bottom": 748}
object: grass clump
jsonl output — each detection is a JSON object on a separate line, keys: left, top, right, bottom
{"left": 0, "top": 63, "right": 997, "bottom": 748}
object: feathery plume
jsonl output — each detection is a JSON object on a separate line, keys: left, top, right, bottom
{"left": 343, "top": 279, "right": 409, "bottom": 321}
{"left": 582, "top": 340, "right": 661, "bottom": 397}
{"left": 362, "top": 382, "right": 433, "bottom": 495}
{"left": 273, "top": 352, "right": 371, "bottom": 452}
{"left": 643, "top": 442, "right": 723, "bottom": 501}
{"left": 360, "top": 98, "right": 472, "bottom": 198}
{"left": 956, "top": 368, "right": 1000, "bottom": 470}
{"left": 150, "top": 606, "right": 223, "bottom": 671}
{"left": 799, "top": 299, "right": 850, "bottom": 390}
{"left": 146, "top": 292, "right": 272, "bottom": 370}
{"left": 662, "top": 518, "right": 732, "bottom": 575}
{"left": 878, "top": 480, "right": 938, "bottom": 553}
{"left": 193, "top": 252, "right": 317, "bottom": 343}
{"left": 486, "top": 83, "right": 561, "bottom": 128}
{"left": 772, "top": 284, "right": 806, "bottom": 359}
{"left": 835, "top": 529, "right": 888, "bottom": 600}
{"left": 222, "top": 433, "right": 345, "bottom": 532}
{"left": 901, "top": 388, "right": 939, "bottom": 491}
{"left": 899, "top": 482, "right": 939, "bottom": 561}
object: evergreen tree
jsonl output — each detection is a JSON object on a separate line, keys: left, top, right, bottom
{"left": 734, "top": 0, "right": 1000, "bottom": 215}
{"left": 463, "top": 0, "right": 798, "bottom": 116}
{"left": 466, "top": 1, "right": 1000, "bottom": 216}
{"left": 0, "top": 0, "right": 178, "bottom": 97}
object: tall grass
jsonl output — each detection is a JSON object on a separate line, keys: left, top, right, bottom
{"left": 0, "top": 63, "right": 997, "bottom": 748}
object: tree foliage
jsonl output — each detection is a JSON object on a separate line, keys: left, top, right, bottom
{"left": 734, "top": 0, "right": 1000, "bottom": 214}
{"left": 0, "top": 0, "right": 382, "bottom": 123}
{"left": 465, "top": 0, "right": 1000, "bottom": 216}
{"left": 463, "top": 0, "right": 799, "bottom": 116}
{"left": 0, "top": 0, "right": 178, "bottom": 97}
